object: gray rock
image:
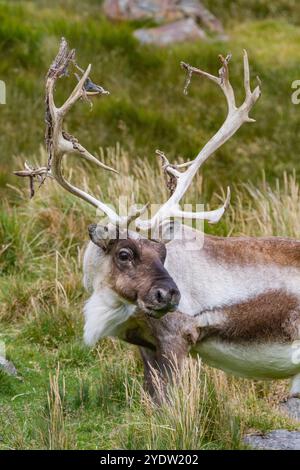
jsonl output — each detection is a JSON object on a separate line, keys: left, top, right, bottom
{"left": 103, "top": 0, "right": 225, "bottom": 34}
{"left": 179, "top": 0, "right": 224, "bottom": 34}
{"left": 244, "top": 430, "right": 300, "bottom": 450}
{"left": 134, "top": 18, "right": 206, "bottom": 46}
{"left": 103, "top": 0, "right": 186, "bottom": 22}
{"left": 0, "top": 356, "right": 18, "bottom": 376}
{"left": 280, "top": 398, "right": 300, "bottom": 422}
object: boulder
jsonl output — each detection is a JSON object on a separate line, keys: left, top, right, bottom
{"left": 134, "top": 18, "right": 206, "bottom": 46}
{"left": 178, "top": 0, "right": 224, "bottom": 34}
{"left": 103, "top": 0, "right": 224, "bottom": 34}
{"left": 0, "top": 356, "right": 18, "bottom": 376}
{"left": 280, "top": 397, "right": 300, "bottom": 422}
{"left": 244, "top": 430, "right": 300, "bottom": 450}
{"left": 103, "top": 0, "right": 185, "bottom": 23}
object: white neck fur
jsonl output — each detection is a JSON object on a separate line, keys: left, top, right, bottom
{"left": 83, "top": 286, "right": 136, "bottom": 346}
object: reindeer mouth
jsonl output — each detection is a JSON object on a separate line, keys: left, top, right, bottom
{"left": 137, "top": 299, "right": 178, "bottom": 318}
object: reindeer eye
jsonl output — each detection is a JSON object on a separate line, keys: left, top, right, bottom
{"left": 118, "top": 249, "right": 132, "bottom": 262}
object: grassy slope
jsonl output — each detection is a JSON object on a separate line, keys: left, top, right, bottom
{"left": 1, "top": 0, "right": 300, "bottom": 449}
{"left": 1, "top": 1, "right": 300, "bottom": 193}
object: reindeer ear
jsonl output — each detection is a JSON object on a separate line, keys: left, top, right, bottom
{"left": 88, "top": 224, "right": 119, "bottom": 251}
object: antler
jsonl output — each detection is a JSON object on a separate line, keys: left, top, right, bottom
{"left": 15, "top": 43, "right": 260, "bottom": 235}
{"left": 14, "top": 38, "right": 146, "bottom": 227}
{"left": 135, "top": 51, "right": 261, "bottom": 232}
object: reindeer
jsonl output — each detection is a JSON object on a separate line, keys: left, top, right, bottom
{"left": 15, "top": 38, "right": 300, "bottom": 402}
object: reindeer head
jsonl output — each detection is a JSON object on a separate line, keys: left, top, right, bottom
{"left": 88, "top": 224, "right": 180, "bottom": 316}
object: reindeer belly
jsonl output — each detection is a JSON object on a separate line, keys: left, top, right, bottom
{"left": 193, "top": 338, "right": 300, "bottom": 379}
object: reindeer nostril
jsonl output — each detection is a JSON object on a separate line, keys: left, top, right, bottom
{"left": 151, "top": 286, "right": 180, "bottom": 309}
{"left": 170, "top": 288, "right": 180, "bottom": 304}
{"left": 155, "top": 289, "right": 164, "bottom": 303}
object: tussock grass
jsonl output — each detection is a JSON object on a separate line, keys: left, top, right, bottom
{"left": 231, "top": 172, "right": 300, "bottom": 238}
{"left": 43, "top": 365, "right": 72, "bottom": 450}
{"left": 119, "top": 359, "right": 292, "bottom": 450}
{"left": 131, "top": 358, "right": 242, "bottom": 450}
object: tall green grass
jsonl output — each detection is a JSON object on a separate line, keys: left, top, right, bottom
{"left": 1, "top": 0, "right": 300, "bottom": 450}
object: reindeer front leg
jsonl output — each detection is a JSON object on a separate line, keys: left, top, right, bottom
{"left": 138, "top": 311, "right": 200, "bottom": 402}
{"left": 139, "top": 346, "right": 163, "bottom": 400}
{"left": 124, "top": 310, "right": 201, "bottom": 402}
{"left": 138, "top": 340, "right": 189, "bottom": 404}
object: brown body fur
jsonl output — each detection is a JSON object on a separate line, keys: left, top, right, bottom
{"left": 204, "top": 235, "right": 300, "bottom": 267}
{"left": 198, "top": 290, "right": 300, "bottom": 343}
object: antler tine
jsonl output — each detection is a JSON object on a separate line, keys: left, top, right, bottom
{"left": 171, "top": 186, "right": 231, "bottom": 225}
{"left": 243, "top": 49, "right": 251, "bottom": 99}
{"left": 126, "top": 202, "right": 150, "bottom": 229}
{"left": 45, "top": 38, "right": 116, "bottom": 172}
{"left": 135, "top": 51, "right": 261, "bottom": 232}
{"left": 14, "top": 37, "right": 130, "bottom": 225}
{"left": 181, "top": 53, "right": 236, "bottom": 115}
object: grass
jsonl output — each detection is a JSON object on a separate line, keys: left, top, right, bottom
{"left": 2, "top": 1, "right": 300, "bottom": 195}
{"left": 1, "top": 146, "right": 300, "bottom": 449}
{"left": 1, "top": 0, "right": 300, "bottom": 450}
